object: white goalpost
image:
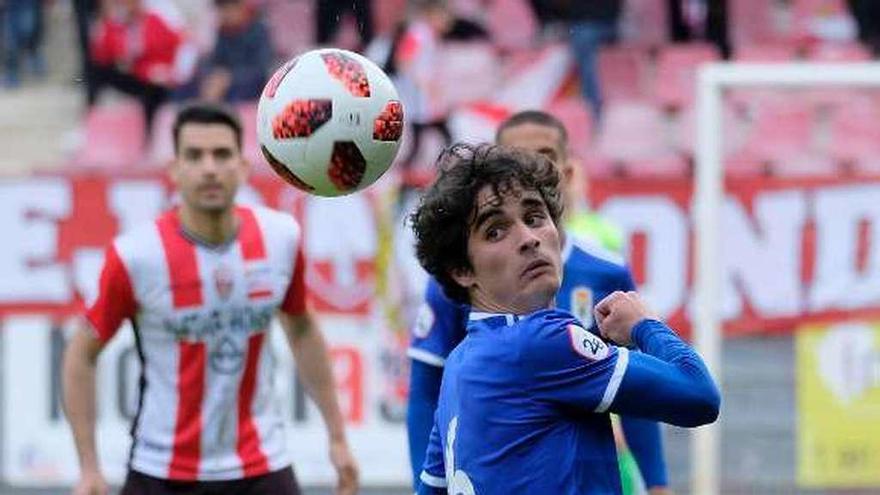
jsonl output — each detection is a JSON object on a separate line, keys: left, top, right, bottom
{"left": 693, "top": 62, "right": 880, "bottom": 495}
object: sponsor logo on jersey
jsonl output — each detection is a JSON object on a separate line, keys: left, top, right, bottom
{"left": 568, "top": 324, "right": 609, "bottom": 361}
{"left": 570, "top": 286, "right": 594, "bottom": 327}
{"left": 211, "top": 335, "right": 245, "bottom": 374}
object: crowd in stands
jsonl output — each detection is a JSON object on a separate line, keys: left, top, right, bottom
{"left": 3, "top": 0, "right": 880, "bottom": 180}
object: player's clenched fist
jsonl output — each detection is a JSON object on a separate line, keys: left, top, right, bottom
{"left": 594, "top": 291, "right": 657, "bottom": 346}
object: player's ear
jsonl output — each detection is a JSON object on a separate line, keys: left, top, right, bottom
{"left": 450, "top": 266, "right": 476, "bottom": 291}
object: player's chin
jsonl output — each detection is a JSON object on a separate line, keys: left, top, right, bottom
{"left": 522, "top": 272, "right": 560, "bottom": 302}
{"left": 194, "top": 196, "right": 234, "bottom": 213}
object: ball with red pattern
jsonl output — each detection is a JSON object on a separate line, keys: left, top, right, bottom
{"left": 257, "top": 48, "right": 403, "bottom": 197}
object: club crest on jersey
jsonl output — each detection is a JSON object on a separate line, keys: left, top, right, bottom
{"left": 213, "top": 264, "right": 234, "bottom": 300}
{"left": 570, "top": 286, "right": 594, "bottom": 327}
{"left": 412, "top": 303, "right": 435, "bottom": 339}
{"left": 568, "top": 324, "right": 609, "bottom": 361}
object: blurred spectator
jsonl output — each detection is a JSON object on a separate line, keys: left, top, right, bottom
{"left": 88, "top": 0, "right": 194, "bottom": 130}
{"left": 2, "top": 0, "right": 47, "bottom": 88}
{"left": 316, "top": 0, "right": 372, "bottom": 50}
{"left": 562, "top": 0, "right": 622, "bottom": 121}
{"left": 668, "top": 0, "right": 730, "bottom": 58}
{"left": 74, "top": 0, "right": 99, "bottom": 85}
{"left": 198, "top": 0, "right": 271, "bottom": 102}
{"left": 387, "top": 0, "right": 454, "bottom": 184}
{"left": 847, "top": 0, "right": 880, "bottom": 55}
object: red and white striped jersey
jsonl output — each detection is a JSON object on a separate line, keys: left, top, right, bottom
{"left": 86, "top": 205, "right": 306, "bottom": 481}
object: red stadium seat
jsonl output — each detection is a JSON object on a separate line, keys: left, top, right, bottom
{"left": 597, "top": 45, "right": 650, "bottom": 103}
{"left": 653, "top": 43, "right": 721, "bottom": 110}
{"left": 147, "top": 103, "right": 179, "bottom": 167}
{"left": 730, "top": 0, "right": 779, "bottom": 46}
{"left": 595, "top": 100, "right": 687, "bottom": 177}
{"left": 826, "top": 97, "right": 880, "bottom": 167}
{"left": 236, "top": 102, "right": 263, "bottom": 170}
{"left": 734, "top": 42, "right": 800, "bottom": 62}
{"left": 807, "top": 42, "right": 873, "bottom": 62}
{"left": 737, "top": 98, "right": 817, "bottom": 166}
{"left": 770, "top": 151, "right": 839, "bottom": 177}
{"left": 546, "top": 97, "right": 594, "bottom": 160}
{"left": 72, "top": 101, "right": 146, "bottom": 169}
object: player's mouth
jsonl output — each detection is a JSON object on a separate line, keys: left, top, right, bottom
{"left": 198, "top": 183, "right": 225, "bottom": 194}
{"left": 521, "top": 259, "right": 553, "bottom": 280}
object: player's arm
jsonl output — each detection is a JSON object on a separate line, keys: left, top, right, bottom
{"left": 596, "top": 292, "right": 721, "bottom": 427}
{"left": 63, "top": 322, "right": 110, "bottom": 495}
{"left": 407, "top": 359, "right": 443, "bottom": 486}
{"left": 277, "top": 243, "right": 357, "bottom": 495}
{"left": 278, "top": 311, "right": 358, "bottom": 494}
{"left": 415, "top": 419, "right": 447, "bottom": 495}
{"left": 63, "top": 244, "right": 134, "bottom": 495}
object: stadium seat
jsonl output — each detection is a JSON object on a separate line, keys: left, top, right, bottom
{"left": 72, "top": 101, "right": 146, "bottom": 169}
{"left": 770, "top": 151, "right": 839, "bottom": 177}
{"left": 595, "top": 100, "right": 687, "bottom": 177}
{"left": 620, "top": 155, "right": 689, "bottom": 178}
{"left": 546, "top": 97, "right": 594, "bottom": 160}
{"left": 597, "top": 45, "right": 650, "bottom": 103}
{"left": 826, "top": 97, "right": 880, "bottom": 167}
{"left": 146, "top": 103, "right": 179, "bottom": 166}
{"left": 486, "top": 0, "right": 538, "bottom": 52}
{"left": 729, "top": 0, "right": 779, "bottom": 47}
{"left": 737, "top": 98, "right": 816, "bottom": 164}
{"left": 653, "top": 43, "right": 721, "bottom": 110}
{"left": 733, "top": 42, "right": 800, "bottom": 62}
{"left": 806, "top": 41, "right": 873, "bottom": 62}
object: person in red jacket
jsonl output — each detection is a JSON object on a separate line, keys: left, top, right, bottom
{"left": 87, "top": 0, "right": 191, "bottom": 131}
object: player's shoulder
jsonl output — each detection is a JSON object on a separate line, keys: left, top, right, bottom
{"left": 519, "top": 309, "right": 613, "bottom": 364}
{"left": 566, "top": 233, "right": 627, "bottom": 270}
{"left": 111, "top": 216, "right": 168, "bottom": 268}
{"left": 244, "top": 204, "right": 300, "bottom": 232}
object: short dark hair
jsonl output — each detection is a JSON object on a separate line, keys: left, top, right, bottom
{"left": 410, "top": 143, "right": 563, "bottom": 304}
{"left": 172, "top": 102, "right": 242, "bottom": 153}
{"left": 495, "top": 110, "right": 569, "bottom": 150}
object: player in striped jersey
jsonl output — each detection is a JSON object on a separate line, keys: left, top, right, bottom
{"left": 407, "top": 111, "right": 670, "bottom": 494}
{"left": 62, "top": 103, "right": 357, "bottom": 495}
{"left": 410, "top": 143, "right": 719, "bottom": 494}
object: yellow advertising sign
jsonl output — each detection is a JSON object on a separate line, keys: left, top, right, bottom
{"left": 797, "top": 322, "right": 880, "bottom": 487}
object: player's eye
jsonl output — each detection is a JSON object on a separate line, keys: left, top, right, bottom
{"left": 485, "top": 223, "right": 506, "bottom": 241}
{"left": 183, "top": 149, "right": 202, "bottom": 161}
{"left": 525, "top": 212, "right": 547, "bottom": 226}
{"left": 214, "top": 148, "right": 233, "bottom": 161}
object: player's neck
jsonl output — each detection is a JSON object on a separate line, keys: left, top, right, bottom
{"left": 178, "top": 205, "right": 239, "bottom": 246}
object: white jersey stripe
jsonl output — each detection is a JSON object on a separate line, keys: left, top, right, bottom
{"left": 595, "top": 347, "right": 629, "bottom": 413}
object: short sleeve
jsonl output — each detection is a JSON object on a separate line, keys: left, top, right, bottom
{"left": 408, "top": 278, "right": 468, "bottom": 367}
{"left": 280, "top": 243, "right": 307, "bottom": 315}
{"left": 419, "top": 420, "right": 446, "bottom": 490}
{"left": 85, "top": 244, "right": 137, "bottom": 343}
{"left": 522, "top": 312, "right": 629, "bottom": 413}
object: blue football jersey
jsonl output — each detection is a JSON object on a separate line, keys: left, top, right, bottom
{"left": 408, "top": 235, "right": 634, "bottom": 367}
{"left": 420, "top": 310, "right": 629, "bottom": 494}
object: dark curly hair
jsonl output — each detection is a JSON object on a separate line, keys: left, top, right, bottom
{"left": 410, "top": 143, "right": 563, "bottom": 304}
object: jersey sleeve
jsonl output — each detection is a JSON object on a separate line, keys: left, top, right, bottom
{"left": 408, "top": 278, "right": 468, "bottom": 367}
{"left": 521, "top": 312, "right": 630, "bottom": 413}
{"left": 280, "top": 243, "right": 307, "bottom": 316}
{"left": 417, "top": 420, "right": 447, "bottom": 494}
{"left": 85, "top": 244, "right": 137, "bottom": 343}
{"left": 610, "top": 319, "right": 721, "bottom": 427}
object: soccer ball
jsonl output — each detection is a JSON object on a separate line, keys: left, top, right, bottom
{"left": 257, "top": 48, "right": 404, "bottom": 197}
